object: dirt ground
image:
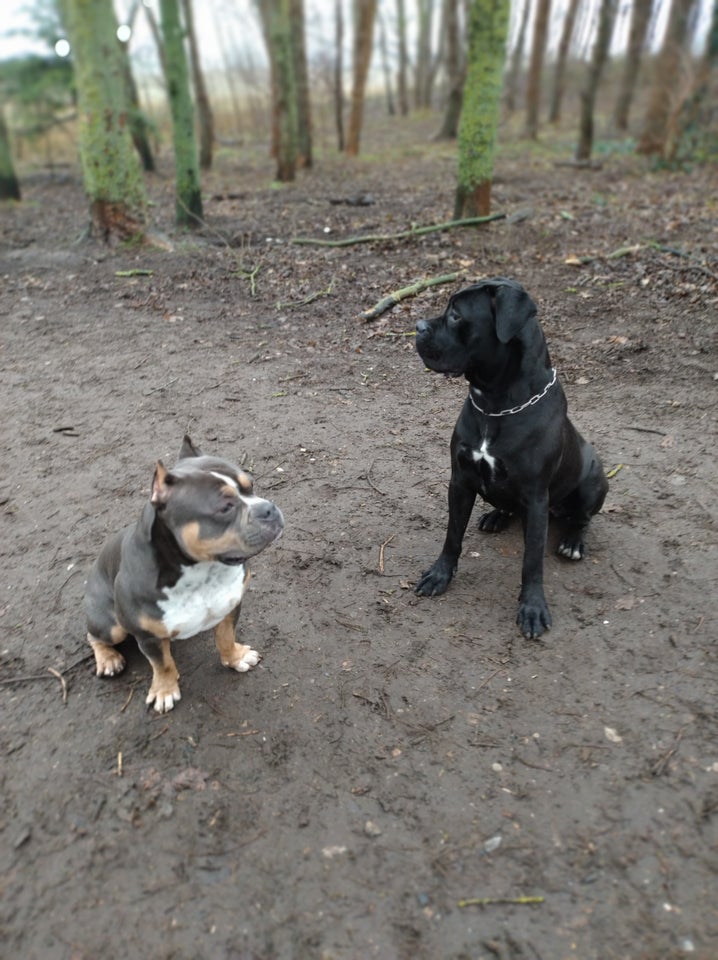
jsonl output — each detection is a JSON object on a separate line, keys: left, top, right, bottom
{"left": 1, "top": 115, "right": 717, "bottom": 959}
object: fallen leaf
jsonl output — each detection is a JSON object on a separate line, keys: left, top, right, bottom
{"left": 604, "top": 726, "right": 623, "bottom": 744}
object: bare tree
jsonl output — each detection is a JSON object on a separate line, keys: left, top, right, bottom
{"left": 396, "top": 0, "right": 410, "bottom": 115}
{"left": 182, "top": 0, "right": 214, "bottom": 170}
{"left": 638, "top": 0, "right": 697, "bottom": 154}
{"left": 576, "top": 0, "right": 618, "bottom": 160}
{"left": 504, "top": 0, "right": 531, "bottom": 113}
{"left": 525, "top": 0, "right": 552, "bottom": 137}
{"left": 334, "top": 0, "right": 345, "bottom": 150}
{"left": 414, "top": 0, "right": 437, "bottom": 108}
{"left": 378, "top": 8, "right": 397, "bottom": 114}
{"left": 548, "top": 0, "right": 582, "bottom": 123}
{"left": 345, "top": 0, "right": 378, "bottom": 155}
{"left": 434, "top": 0, "right": 465, "bottom": 138}
{"left": 290, "top": 0, "right": 312, "bottom": 167}
{"left": 0, "top": 110, "right": 21, "bottom": 200}
{"left": 613, "top": 0, "right": 654, "bottom": 130}
{"left": 259, "top": 0, "right": 300, "bottom": 180}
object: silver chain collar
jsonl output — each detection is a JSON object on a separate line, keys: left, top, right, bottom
{"left": 469, "top": 368, "right": 557, "bottom": 417}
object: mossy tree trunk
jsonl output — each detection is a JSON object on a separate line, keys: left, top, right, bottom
{"left": 63, "top": 0, "right": 147, "bottom": 240}
{"left": 260, "top": 0, "right": 300, "bottom": 181}
{"left": 0, "top": 111, "right": 21, "bottom": 200}
{"left": 159, "top": 0, "right": 203, "bottom": 225}
{"left": 454, "top": 0, "right": 509, "bottom": 218}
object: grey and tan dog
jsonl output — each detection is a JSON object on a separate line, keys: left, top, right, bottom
{"left": 85, "top": 436, "right": 284, "bottom": 711}
{"left": 414, "top": 277, "right": 607, "bottom": 639}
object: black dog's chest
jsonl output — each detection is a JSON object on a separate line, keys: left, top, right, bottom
{"left": 458, "top": 439, "right": 509, "bottom": 495}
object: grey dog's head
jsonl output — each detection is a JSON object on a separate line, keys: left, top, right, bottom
{"left": 415, "top": 277, "right": 541, "bottom": 381}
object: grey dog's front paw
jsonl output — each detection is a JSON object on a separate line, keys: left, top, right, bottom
{"left": 415, "top": 557, "right": 456, "bottom": 596}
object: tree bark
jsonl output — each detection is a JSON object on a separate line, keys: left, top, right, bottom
{"left": 63, "top": 0, "right": 147, "bottom": 240}
{"left": 434, "top": 0, "right": 465, "bottom": 138}
{"left": 525, "top": 0, "right": 552, "bottom": 137}
{"left": 258, "top": 0, "right": 300, "bottom": 180}
{"left": 638, "top": 0, "right": 696, "bottom": 154}
{"left": 182, "top": 0, "right": 214, "bottom": 170}
{"left": 613, "top": 0, "right": 653, "bottom": 130}
{"left": 345, "top": 0, "right": 378, "bottom": 156}
{"left": 575, "top": 0, "right": 618, "bottom": 160}
{"left": 548, "top": 0, "right": 581, "bottom": 123}
{"left": 334, "top": 0, "right": 345, "bottom": 150}
{"left": 0, "top": 110, "right": 21, "bottom": 200}
{"left": 159, "top": 0, "right": 203, "bottom": 224}
{"left": 290, "top": 0, "right": 312, "bottom": 167}
{"left": 378, "top": 8, "right": 396, "bottom": 115}
{"left": 396, "top": 0, "right": 410, "bottom": 115}
{"left": 504, "top": 0, "right": 530, "bottom": 113}
{"left": 454, "top": 0, "right": 510, "bottom": 217}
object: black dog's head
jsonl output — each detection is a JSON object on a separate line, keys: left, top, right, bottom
{"left": 415, "top": 278, "right": 545, "bottom": 385}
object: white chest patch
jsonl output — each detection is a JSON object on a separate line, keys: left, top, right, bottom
{"left": 472, "top": 440, "right": 497, "bottom": 472}
{"left": 158, "top": 562, "right": 247, "bottom": 639}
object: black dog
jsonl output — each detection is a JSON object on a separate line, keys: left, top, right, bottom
{"left": 414, "top": 277, "right": 607, "bottom": 638}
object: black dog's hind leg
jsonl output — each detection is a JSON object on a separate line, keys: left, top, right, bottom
{"left": 557, "top": 454, "right": 608, "bottom": 561}
{"left": 517, "top": 492, "right": 552, "bottom": 639}
{"left": 478, "top": 508, "right": 512, "bottom": 533}
{"left": 416, "top": 474, "right": 477, "bottom": 596}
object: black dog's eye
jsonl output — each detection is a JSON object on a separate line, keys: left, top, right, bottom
{"left": 447, "top": 308, "right": 461, "bottom": 327}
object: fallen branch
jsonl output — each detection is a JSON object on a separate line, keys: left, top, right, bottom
{"left": 292, "top": 212, "right": 506, "bottom": 248}
{"left": 457, "top": 896, "right": 545, "bottom": 908}
{"left": 361, "top": 273, "right": 460, "bottom": 321}
{"left": 565, "top": 244, "right": 643, "bottom": 266}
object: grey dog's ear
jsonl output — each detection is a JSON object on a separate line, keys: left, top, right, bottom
{"left": 179, "top": 434, "right": 202, "bottom": 460}
{"left": 492, "top": 280, "right": 537, "bottom": 344}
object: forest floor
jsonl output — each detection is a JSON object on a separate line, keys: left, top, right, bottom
{"left": 1, "top": 112, "right": 717, "bottom": 960}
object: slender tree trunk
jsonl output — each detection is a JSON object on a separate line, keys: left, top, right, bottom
{"left": 290, "top": 0, "right": 312, "bottom": 167}
{"left": 0, "top": 111, "right": 21, "bottom": 200}
{"left": 525, "top": 0, "right": 552, "bottom": 137}
{"left": 334, "top": 0, "right": 345, "bottom": 150}
{"left": 435, "top": 0, "right": 465, "bottom": 138}
{"left": 159, "top": 0, "right": 203, "bottom": 224}
{"left": 182, "top": 0, "right": 214, "bottom": 170}
{"left": 638, "top": 0, "right": 696, "bottom": 154}
{"left": 454, "top": 0, "right": 510, "bottom": 217}
{"left": 613, "top": 0, "right": 653, "bottom": 130}
{"left": 378, "top": 9, "right": 397, "bottom": 114}
{"left": 345, "top": 0, "right": 378, "bottom": 156}
{"left": 504, "top": 0, "right": 531, "bottom": 113}
{"left": 118, "top": 4, "right": 155, "bottom": 172}
{"left": 261, "top": 0, "right": 300, "bottom": 180}
{"left": 575, "top": 0, "right": 618, "bottom": 160}
{"left": 548, "top": 0, "right": 581, "bottom": 123}
{"left": 396, "top": 0, "right": 410, "bottom": 115}
{"left": 414, "top": 0, "right": 435, "bottom": 109}
{"left": 63, "top": 0, "right": 147, "bottom": 239}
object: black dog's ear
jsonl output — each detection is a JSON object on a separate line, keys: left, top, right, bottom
{"left": 493, "top": 281, "right": 537, "bottom": 344}
{"left": 179, "top": 434, "right": 202, "bottom": 459}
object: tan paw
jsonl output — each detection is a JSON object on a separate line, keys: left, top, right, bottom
{"left": 91, "top": 642, "right": 126, "bottom": 677}
{"left": 146, "top": 677, "right": 181, "bottom": 713}
{"left": 220, "top": 644, "right": 261, "bottom": 673}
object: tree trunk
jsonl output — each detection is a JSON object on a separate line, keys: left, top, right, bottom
{"left": 159, "top": 0, "right": 203, "bottom": 224}
{"left": 454, "top": 0, "right": 510, "bottom": 217}
{"left": 345, "top": 0, "right": 378, "bottom": 156}
{"left": 396, "top": 0, "right": 410, "bottom": 115}
{"left": 613, "top": 0, "right": 653, "bottom": 130}
{"left": 182, "top": 0, "right": 214, "bottom": 170}
{"left": 414, "top": 0, "right": 436, "bottom": 109}
{"left": 575, "top": 0, "right": 617, "bottom": 160}
{"left": 378, "top": 9, "right": 397, "bottom": 115}
{"left": 525, "top": 0, "right": 552, "bottom": 137}
{"left": 334, "top": 0, "right": 345, "bottom": 150}
{"left": 434, "top": 0, "right": 465, "bottom": 138}
{"left": 290, "top": 0, "right": 312, "bottom": 167}
{"left": 638, "top": 0, "right": 696, "bottom": 154}
{"left": 548, "top": 0, "right": 581, "bottom": 123}
{"left": 0, "top": 110, "right": 21, "bottom": 200}
{"left": 504, "top": 0, "right": 530, "bottom": 113}
{"left": 260, "top": 0, "right": 300, "bottom": 180}
{"left": 63, "top": 0, "right": 147, "bottom": 240}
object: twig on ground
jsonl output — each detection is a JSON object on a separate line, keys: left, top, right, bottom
{"left": 361, "top": 272, "right": 461, "bottom": 321}
{"left": 292, "top": 213, "right": 506, "bottom": 248}
{"left": 378, "top": 534, "right": 395, "bottom": 574}
{"left": 47, "top": 667, "right": 68, "bottom": 703}
{"left": 457, "top": 896, "right": 545, "bottom": 908}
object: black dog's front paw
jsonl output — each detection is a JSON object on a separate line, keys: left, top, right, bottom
{"left": 415, "top": 557, "right": 456, "bottom": 596}
{"left": 517, "top": 593, "right": 552, "bottom": 639}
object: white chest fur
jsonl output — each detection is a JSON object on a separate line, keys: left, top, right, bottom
{"left": 472, "top": 440, "right": 497, "bottom": 471}
{"left": 157, "top": 562, "right": 247, "bottom": 639}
